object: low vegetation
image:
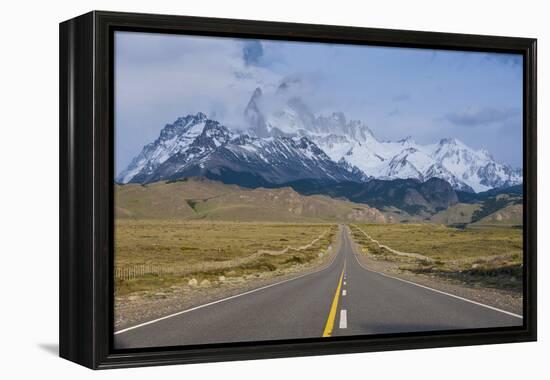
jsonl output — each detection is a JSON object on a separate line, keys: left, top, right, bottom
{"left": 114, "top": 179, "right": 524, "bottom": 301}
{"left": 115, "top": 220, "right": 337, "bottom": 296}
{"left": 351, "top": 223, "right": 522, "bottom": 291}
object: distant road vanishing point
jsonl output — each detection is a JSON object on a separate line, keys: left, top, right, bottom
{"left": 114, "top": 226, "right": 522, "bottom": 349}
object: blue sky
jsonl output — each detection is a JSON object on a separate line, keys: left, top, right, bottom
{"left": 115, "top": 31, "right": 523, "bottom": 173}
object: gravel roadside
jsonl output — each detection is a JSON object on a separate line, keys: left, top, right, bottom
{"left": 353, "top": 242, "right": 523, "bottom": 316}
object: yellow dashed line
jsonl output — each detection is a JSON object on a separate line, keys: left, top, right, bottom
{"left": 322, "top": 263, "right": 345, "bottom": 337}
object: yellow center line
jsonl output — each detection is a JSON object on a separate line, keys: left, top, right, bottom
{"left": 322, "top": 260, "right": 346, "bottom": 337}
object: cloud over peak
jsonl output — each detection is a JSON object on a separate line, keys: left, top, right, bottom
{"left": 243, "top": 40, "right": 264, "bottom": 66}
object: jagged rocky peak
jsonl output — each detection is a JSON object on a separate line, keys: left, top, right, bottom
{"left": 175, "top": 111, "right": 207, "bottom": 124}
{"left": 245, "top": 87, "right": 263, "bottom": 115}
{"left": 116, "top": 112, "right": 213, "bottom": 184}
{"left": 295, "top": 136, "right": 327, "bottom": 157}
{"left": 245, "top": 82, "right": 375, "bottom": 142}
{"left": 117, "top": 109, "right": 367, "bottom": 185}
{"left": 244, "top": 87, "right": 270, "bottom": 138}
{"left": 439, "top": 137, "right": 458, "bottom": 145}
{"left": 202, "top": 119, "right": 230, "bottom": 136}
{"left": 251, "top": 87, "right": 262, "bottom": 98}
{"left": 159, "top": 112, "right": 207, "bottom": 137}
{"left": 191, "top": 120, "right": 232, "bottom": 147}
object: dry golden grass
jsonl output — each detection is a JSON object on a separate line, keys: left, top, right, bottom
{"left": 115, "top": 220, "right": 337, "bottom": 296}
{"left": 351, "top": 223, "right": 523, "bottom": 291}
{"left": 353, "top": 223, "right": 522, "bottom": 260}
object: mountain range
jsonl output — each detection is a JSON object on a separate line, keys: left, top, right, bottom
{"left": 280, "top": 177, "right": 458, "bottom": 215}
{"left": 243, "top": 81, "right": 522, "bottom": 192}
{"left": 117, "top": 82, "right": 522, "bottom": 196}
{"left": 117, "top": 113, "right": 364, "bottom": 186}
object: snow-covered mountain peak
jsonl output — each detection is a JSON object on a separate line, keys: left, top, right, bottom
{"left": 117, "top": 112, "right": 365, "bottom": 185}
{"left": 438, "top": 137, "right": 459, "bottom": 146}
{"left": 238, "top": 85, "right": 522, "bottom": 192}
{"left": 117, "top": 85, "right": 522, "bottom": 193}
{"left": 244, "top": 83, "right": 375, "bottom": 143}
{"left": 159, "top": 112, "right": 207, "bottom": 138}
{"left": 116, "top": 112, "right": 211, "bottom": 184}
{"left": 314, "top": 112, "right": 374, "bottom": 142}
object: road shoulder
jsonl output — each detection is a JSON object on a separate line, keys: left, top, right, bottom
{"left": 345, "top": 226, "right": 523, "bottom": 316}
{"left": 115, "top": 225, "right": 345, "bottom": 331}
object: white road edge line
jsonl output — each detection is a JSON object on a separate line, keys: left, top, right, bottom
{"left": 342, "top": 289, "right": 347, "bottom": 296}
{"left": 115, "top": 232, "right": 345, "bottom": 335}
{"left": 352, "top": 250, "right": 523, "bottom": 320}
{"left": 339, "top": 310, "right": 347, "bottom": 329}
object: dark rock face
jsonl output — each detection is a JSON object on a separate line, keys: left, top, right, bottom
{"left": 418, "top": 177, "right": 459, "bottom": 211}
{"left": 358, "top": 178, "right": 458, "bottom": 214}
{"left": 244, "top": 87, "right": 269, "bottom": 138}
{"left": 278, "top": 177, "right": 459, "bottom": 215}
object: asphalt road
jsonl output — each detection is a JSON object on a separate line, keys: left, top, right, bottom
{"left": 115, "top": 226, "right": 522, "bottom": 349}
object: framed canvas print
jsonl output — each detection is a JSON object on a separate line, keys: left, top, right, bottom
{"left": 59, "top": 11, "right": 537, "bottom": 369}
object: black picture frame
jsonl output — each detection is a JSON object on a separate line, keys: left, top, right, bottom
{"left": 59, "top": 10, "right": 537, "bottom": 369}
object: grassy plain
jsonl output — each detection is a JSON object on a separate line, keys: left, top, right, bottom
{"left": 115, "top": 220, "right": 337, "bottom": 296}
{"left": 351, "top": 223, "right": 522, "bottom": 291}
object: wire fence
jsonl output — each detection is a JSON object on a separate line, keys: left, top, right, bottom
{"left": 115, "top": 264, "right": 178, "bottom": 280}
{"left": 115, "top": 228, "right": 335, "bottom": 281}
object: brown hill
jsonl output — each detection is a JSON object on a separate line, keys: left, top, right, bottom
{"left": 115, "top": 177, "right": 388, "bottom": 223}
{"left": 471, "top": 204, "right": 523, "bottom": 226}
{"left": 430, "top": 203, "right": 483, "bottom": 225}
